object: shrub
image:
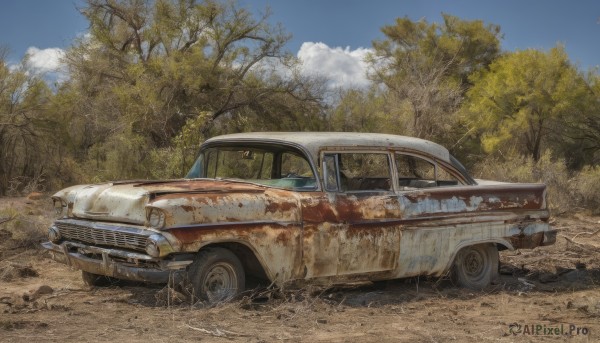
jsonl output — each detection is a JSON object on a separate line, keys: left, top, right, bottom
{"left": 0, "top": 207, "right": 49, "bottom": 254}
{"left": 573, "top": 166, "right": 600, "bottom": 214}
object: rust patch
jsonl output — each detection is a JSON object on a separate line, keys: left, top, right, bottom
{"left": 265, "top": 199, "right": 296, "bottom": 214}
{"left": 181, "top": 205, "right": 194, "bottom": 212}
{"left": 301, "top": 196, "right": 338, "bottom": 223}
{"left": 167, "top": 222, "right": 291, "bottom": 244}
{"left": 344, "top": 223, "right": 403, "bottom": 237}
{"left": 403, "top": 184, "right": 546, "bottom": 211}
{"left": 275, "top": 231, "right": 293, "bottom": 245}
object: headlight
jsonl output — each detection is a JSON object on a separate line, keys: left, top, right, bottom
{"left": 147, "top": 208, "right": 166, "bottom": 229}
{"left": 48, "top": 226, "right": 61, "bottom": 243}
{"left": 53, "top": 198, "right": 66, "bottom": 218}
{"left": 146, "top": 239, "right": 160, "bottom": 257}
{"left": 145, "top": 234, "right": 173, "bottom": 257}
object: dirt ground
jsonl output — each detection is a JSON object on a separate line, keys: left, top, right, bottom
{"left": 1, "top": 196, "right": 599, "bottom": 342}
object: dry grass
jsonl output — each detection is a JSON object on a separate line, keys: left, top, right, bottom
{"left": 572, "top": 165, "right": 600, "bottom": 214}
{"left": 0, "top": 200, "right": 52, "bottom": 261}
{"left": 0, "top": 262, "right": 39, "bottom": 282}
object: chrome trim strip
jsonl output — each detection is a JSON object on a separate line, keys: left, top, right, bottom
{"left": 165, "top": 220, "right": 300, "bottom": 231}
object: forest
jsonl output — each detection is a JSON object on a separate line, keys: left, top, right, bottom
{"left": 1, "top": 0, "right": 599, "bottom": 213}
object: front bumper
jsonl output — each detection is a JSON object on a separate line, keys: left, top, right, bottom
{"left": 42, "top": 240, "right": 192, "bottom": 283}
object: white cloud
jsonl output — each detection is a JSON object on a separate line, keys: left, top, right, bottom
{"left": 25, "top": 47, "right": 68, "bottom": 83}
{"left": 18, "top": 42, "right": 374, "bottom": 89}
{"left": 26, "top": 47, "right": 65, "bottom": 72}
{"left": 297, "top": 42, "right": 372, "bottom": 89}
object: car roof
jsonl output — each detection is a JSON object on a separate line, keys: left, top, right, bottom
{"left": 204, "top": 132, "right": 451, "bottom": 163}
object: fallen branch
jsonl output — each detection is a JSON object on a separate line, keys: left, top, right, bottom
{"left": 572, "top": 228, "right": 600, "bottom": 240}
{"left": 560, "top": 234, "right": 598, "bottom": 252}
{"left": 184, "top": 323, "right": 247, "bottom": 337}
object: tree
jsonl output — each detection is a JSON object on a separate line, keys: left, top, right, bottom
{"left": 62, "top": 0, "right": 326, "bottom": 180}
{"left": 368, "top": 14, "right": 502, "bottom": 144}
{"left": 329, "top": 87, "right": 409, "bottom": 135}
{"left": 462, "top": 46, "right": 591, "bottom": 162}
{"left": 0, "top": 49, "right": 57, "bottom": 194}
{"left": 559, "top": 71, "right": 600, "bottom": 167}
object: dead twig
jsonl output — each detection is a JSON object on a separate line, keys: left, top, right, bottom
{"left": 0, "top": 249, "right": 34, "bottom": 262}
{"left": 183, "top": 323, "right": 247, "bottom": 337}
{"left": 571, "top": 228, "right": 600, "bottom": 241}
{"left": 560, "top": 234, "right": 599, "bottom": 252}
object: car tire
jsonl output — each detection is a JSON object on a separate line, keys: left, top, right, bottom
{"left": 451, "top": 243, "right": 498, "bottom": 290}
{"left": 187, "top": 247, "right": 245, "bottom": 303}
{"left": 81, "top": 271, "right": 114, "bottom": 287}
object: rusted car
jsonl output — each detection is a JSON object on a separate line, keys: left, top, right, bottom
{"left": 43, "top": 132, "right": 556, "bottom": 301}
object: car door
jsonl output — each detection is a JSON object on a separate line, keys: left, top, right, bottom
{"left": 392, "top": 151, "right": 467, "bottom": 277}
{"left": 301, "top": 151, "right": 402, "bottom": 279}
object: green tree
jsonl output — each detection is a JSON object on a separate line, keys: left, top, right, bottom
{"left": 329, "top": 87, "right": 409, "bottom": 135}
{"left": 369, "top": 14, "right": 502, "bottom": 143}
{"left": 559, "top": 71, "right": 600, "bottom": 167}
{"left": 463, "top": 46, "right": 591, "bottom": 162}
{"left": 0, "top": 49, "right": 60, "bottom": 194}
{"left": 62, "top": 0, "right": 325, "bottom": 180}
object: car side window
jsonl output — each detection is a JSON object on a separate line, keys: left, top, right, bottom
{"left": 323, "top": 154, "right": 339, "bottom": 192}
{"left": 395, "top": 153, "right": 460, "bottom": 189}
{"left": 281, "top": 152, "right": 313, "bottom": 177}
{"left": 324, "top": 152, "right": 392, "bottom": 192}
{"left": 436, "top": 164, "right": 462, "bottom": 186}
{"left": 204, "top": 149, "right": 275, "bottom": 179}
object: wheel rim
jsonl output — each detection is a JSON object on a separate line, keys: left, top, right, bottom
{"left": 463, "top": 250, "right": 485, "bottom": 277}
{"left": 201, "top": 262, "right": 238, "bottom": 302}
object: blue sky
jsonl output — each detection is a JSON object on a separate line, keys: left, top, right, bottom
{"left": 0, "top": 0, "right": 598, "bottom": 87}
{"left": 241, "top": 0, "right": 600, "bottom": 68}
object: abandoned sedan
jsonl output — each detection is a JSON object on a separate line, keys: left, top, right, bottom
{"left": 43, "top": 132, "right": 556, "bottom": 301}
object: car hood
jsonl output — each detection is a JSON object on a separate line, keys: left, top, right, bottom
{"left": 53, "top": 179, "right": 268, "bottom": 225}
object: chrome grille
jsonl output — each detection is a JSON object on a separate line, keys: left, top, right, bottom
{"left": 56, "top": 222, "right": 148, "bottom": 251}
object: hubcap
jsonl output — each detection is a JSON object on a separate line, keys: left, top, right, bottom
{"left": 202, "top": 262, "right": 238, "bottom": 302}
{"left": 463, "top": 250, "right": 484, "bottom": 277}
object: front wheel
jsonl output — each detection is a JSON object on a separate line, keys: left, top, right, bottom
{"left": 451, "top": 244, "right": 498, "bottom": 290}
{"left": 187, "top": 247, "right": 245, "bottom": 303}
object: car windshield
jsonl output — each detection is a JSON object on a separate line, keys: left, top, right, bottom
{"left": 185, "top": 146, "right": 318, "bottom": 191}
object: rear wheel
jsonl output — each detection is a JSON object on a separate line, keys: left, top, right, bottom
{"left": 187, "top": 247, "right": 245, "bottom": 303}
{"left": 451, "top": 244, "right": 498, "bottom": 290}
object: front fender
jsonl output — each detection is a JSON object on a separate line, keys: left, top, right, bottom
{"left": 165, "top": 221, "right": 304, "bottom": 284}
